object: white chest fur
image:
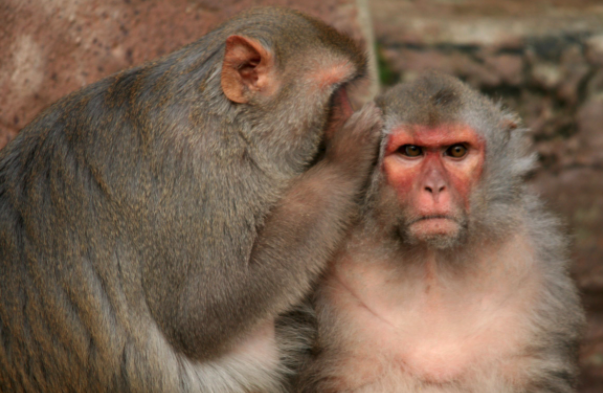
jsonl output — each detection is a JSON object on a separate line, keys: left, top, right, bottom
{"left": 320, "top": 237, "right": 541, "bottom": 392}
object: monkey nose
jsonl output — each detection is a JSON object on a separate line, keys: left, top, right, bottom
{"left": 424, "top": 174, "right": 446, "bottom": 196}
{"left": 425, "top": 184, "right": 446, "bottom": 194}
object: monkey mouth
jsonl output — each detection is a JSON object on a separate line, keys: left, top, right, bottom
{"left": 407, "top": 215, "right": 462, "bottom": 241}
{"left": 409, "top": 215, "right": 457, "bottom": 225}
{"left": 401, "top": 215, "right": 466, "bottom": 249}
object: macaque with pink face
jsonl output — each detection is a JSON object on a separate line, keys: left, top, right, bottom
{"left": 295, "top": 73, "right": 585, "bottom": 393}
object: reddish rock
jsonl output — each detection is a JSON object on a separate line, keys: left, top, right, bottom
{"left": 586, "top": 34, "right": 603, "bottom": 66}
{"left": 382, "top": 48, "right": 453, "bottom": 77}
{"left": 532, "top": 62, "right": 563, "bottom": 90}
{"left": 483, "top": 54, "right": 524, "bottom": 86}
{"left": 382, "top": 48, "right": 501, "bottom": 88}
{"left": 558, "top": 45, "right": 590, "bottom": 105}
{"left": 576, "top": 97, "right": 603, "bottom": 166}
{"left": 585, "top": 69, "right": 603, "bottom": 99}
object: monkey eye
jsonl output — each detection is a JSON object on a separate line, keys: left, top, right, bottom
{"left": 446, "top": 144, "right": 468, "bottom": 158}
{"left": 399, "top": 145, "right": 423, "bottom": 157}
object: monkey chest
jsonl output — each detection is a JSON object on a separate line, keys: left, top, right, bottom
{"left": 321, "top": 272, "right": 537, "bottom": 391}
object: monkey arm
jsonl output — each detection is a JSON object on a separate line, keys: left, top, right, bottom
{"left": 248, "top": 161, "right": 362, "bottom": 306}
{"left": 197, "top": 105, "right": 382, "bottom": 359}
{"left": 148, "top": 164, "right": 364, "bottom": 363}
{"left": 145, "top": 103, "right": 381, "bottom": 363}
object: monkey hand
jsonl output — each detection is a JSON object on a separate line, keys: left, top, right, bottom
{"left": 325, "top": 101, "right": 383, "bottom": 182}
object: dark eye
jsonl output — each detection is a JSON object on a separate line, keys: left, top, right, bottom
{"left": 446, "top": 144, "right": 468, "bottom": 158}
{"left": 400, "top": 145, "right": 423, "bottom": 157}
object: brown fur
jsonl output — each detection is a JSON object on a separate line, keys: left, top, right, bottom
{"left": 0, "top": 7, "right": 381, "bottom": 393}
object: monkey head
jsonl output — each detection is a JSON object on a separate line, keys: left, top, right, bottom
{"left": 373, "top": 73, "right": 535, "bottom": 249}
{"left": 382, "top": 123, "right": 483, "bottom": 248}
{"left": 215, "top": 8, "right": 366, "bottom": 172}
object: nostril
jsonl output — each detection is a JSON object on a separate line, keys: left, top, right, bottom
{"left": 424, "top": 170, "right": 446, "bottom": 195}
{"left": 424, "top": 184, "right": 444, "bottom": 195}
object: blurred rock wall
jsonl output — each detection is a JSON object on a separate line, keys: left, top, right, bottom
{"left": 371, "top": 1, "right": 603, "bottom": 391}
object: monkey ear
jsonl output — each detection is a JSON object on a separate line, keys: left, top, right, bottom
{"left": 501, "top": 116, "right": 519, "bottom": 132}
{"left": 221, "top": 35, "right": 277, "bottom": 104}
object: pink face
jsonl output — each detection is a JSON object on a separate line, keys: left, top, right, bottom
{"left": 382, "top": 124, "right": 485, "bottom": 241}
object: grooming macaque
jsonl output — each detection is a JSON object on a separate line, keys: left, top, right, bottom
{"left": 297, "top": 73, "right": 585, "bottom": 393}
{"left": 0, "top": 7, "right": 382, "bottom": 392}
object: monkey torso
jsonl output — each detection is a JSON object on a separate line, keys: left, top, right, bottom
{"left": 297, "top": 73, "right": 583, "bottom": 393}
{"left": 306, "top": 207, "right": 582, "bottom": 393}
{"left": 0, "top": 104, "right": 291, "bottom": 393}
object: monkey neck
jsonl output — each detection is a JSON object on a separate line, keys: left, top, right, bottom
{"left": 329, "top": 224, "right": 538, "bottom": 327}
{"left": 349, "top": 217, "right": 530, "bottom": 281}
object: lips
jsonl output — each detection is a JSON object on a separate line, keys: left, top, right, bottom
{"left": 408, "top": 216, "right": 461, "bottom": 239}
{"left": 410, "top": 215, "right": 456, "bottom": 225}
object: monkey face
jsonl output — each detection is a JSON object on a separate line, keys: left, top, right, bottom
{"left": 381, "top": 123, "right": 485, "bottom": 249}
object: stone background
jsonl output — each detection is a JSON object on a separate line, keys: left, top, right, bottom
{"left": 1, "top": 0, "right": 602, "bottom": 391}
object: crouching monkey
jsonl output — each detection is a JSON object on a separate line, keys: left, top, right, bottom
{"left": 0, "top": 7, "right": 382, "bottom": 393}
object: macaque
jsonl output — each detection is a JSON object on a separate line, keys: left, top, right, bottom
{"left": 0, "top": 7, "right": 382, "bottom": 392}
{"left": 297, "top": 73, "right": 585, "bottom": 393}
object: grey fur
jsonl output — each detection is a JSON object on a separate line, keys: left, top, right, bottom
{"left": 296, "top": 73, "right": 585, "bottom": 393}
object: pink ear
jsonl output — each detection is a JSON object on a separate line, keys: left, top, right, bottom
{"left": 221, "top": 35, "right": 277, "bottom": 104}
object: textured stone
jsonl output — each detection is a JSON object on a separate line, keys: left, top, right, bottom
{"left": 585, "top": 69, "right": 603, "bottom": 99}
{"left": 558, "top": 45, "right": 590, "bottom": 105}
{"left": 382, "top": 48, "right": 503, "bottom": 88}
{"left": 586, "top": 34, "right": 603, "bottom": 66}
{"left": 532, "top": 62, "right": 563, "bottom": 90}
{"left": 576, "top": 97, "right": 603, "bottom": 166}
{"left": 483, "top": 54, "right": 524, "bottom": 86}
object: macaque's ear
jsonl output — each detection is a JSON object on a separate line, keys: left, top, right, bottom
{"left": 221, "top": 35, "right": 277, "bottom": 104}
{"left": 501, "top": 114, "right": 519, "bottom": 132}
